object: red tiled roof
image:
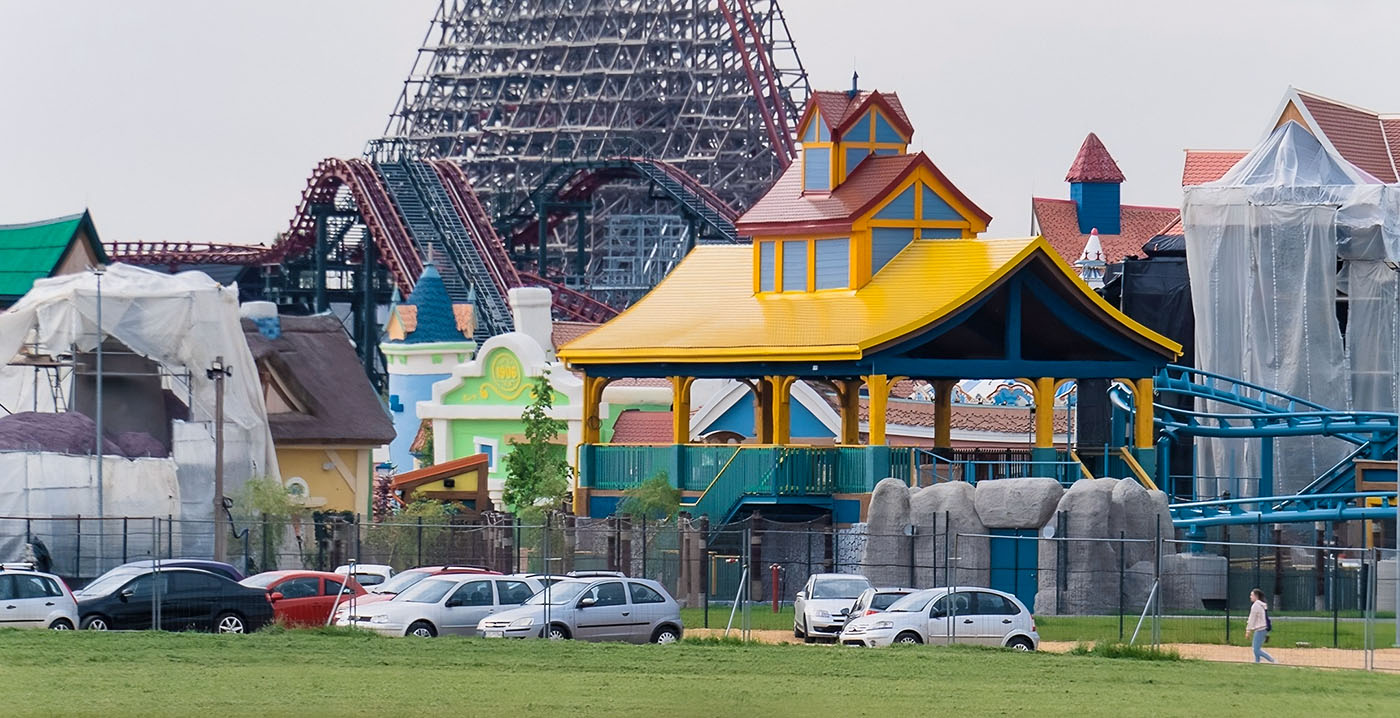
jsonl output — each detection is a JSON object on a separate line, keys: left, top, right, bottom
{"left": 1295, "top": 90, "right": 1398, "bottom": 183}
{"left": 737, "top": 152, "right": 990, "bottom": 234}
{"left": 609, "top": 409, "right": 673, "bottom": 443}
{"left": 1031, "top": 197, "right": 1179, "bottom": 265}
{"left": 1181, "top": 151, "right": 1247, "bottom": 186}
{"left": 859, "top": 398, "right": 1068, "bottom": 434}
{"left": 1065, "top": 133, "right": 1126, "bottom": 183}
{"left": 552, "top": 321, "right": 599, "bottom": 351}
{"left": 806, "top": 90, "right": 914, "bottom": 139}
{"left": 391, "top": 453, "right": 488, "bottom": 492}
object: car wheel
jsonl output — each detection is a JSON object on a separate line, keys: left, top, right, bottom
{"left": 215, "top": 612, "right": 246, "bottom": 634}
{"left": 894, "top": 631, "right": 923, "bottom": 645}
{"left": 1006, "top": 636, "right": 1034, "bottom": 651}
{"left": 49, "top": 618, "right": 74, "bottom": 630}
{"left": 801, "top": 620, "right": 815, "bottom": 644}
{"left": 651, "top": 625, "right": 680, "bottom": 644}
{"left": 546, "top": 623, "right": 571, "bottom": 640}
{"left": 794, "top": 622, "right": 804, "bottom": 638}
{"left": 81, "top": 615, "right": 109, "bottom": 631}
{"left": 407, "top": 621, "right": 437, "bottom": 638}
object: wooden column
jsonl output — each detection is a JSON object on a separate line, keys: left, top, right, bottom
{"left": 669, "top": 376, "right": 695, "bottom": 444}
{"left": 753, "top": 378, "right": 774, "bottom": 443}
{"left": 1134, "top": 378, "right": 1155, "bottom": 449}
{"left": 1033, "top": 376, "right": 1056, "bottom": 449}
{"left": 834, "top": 379, "right": 861, "bottom": 445}
{"left": 933, "top": 379, "right": 955, "bottom": 449}
{"left": 575, "top": 373, "right": 610, "bottom": 517}
{"left": 864, "top": 374, "right": 893, "bottom": 445}
{"left": 769, "top": 376, "right": 796, "bottom": 445}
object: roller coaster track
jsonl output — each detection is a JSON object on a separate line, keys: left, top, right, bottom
{"left": 1105, "top": 364, "right": 1399, "bottom": 527}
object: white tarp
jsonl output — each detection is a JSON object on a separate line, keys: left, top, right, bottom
{"left": 0, "top": 264, "right": 279, "bottom": 517}
{"left": 1183, "top": 121, "right": 1400, "bottom": 498}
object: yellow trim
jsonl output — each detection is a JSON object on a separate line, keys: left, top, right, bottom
{"left": 1118, "top": 447, "right": 1159, "bottom": 491}
{"left": 670, "top": 376, "right": 695, "bottom": 444}
{"left": 1134, "top": 378, "right": 1155, "bottom": 449}
{"left": 1033, "top": 377, "right": 1055, "bottom": 449}
{"left": 679, "top": 445, "right": 746, "bottom": 509}
{"left": 1069, "top": 450, "right": 1095, "bottom": 480}
{"left": 557, "top": 237, "right": 1182, "bottom": 364}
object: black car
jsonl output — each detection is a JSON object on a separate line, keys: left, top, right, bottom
{"left": 82, "top": 558, "right": 245, "bottom": 588}
{"left": 75, "top": 567, "right": 273, "bottom": 633}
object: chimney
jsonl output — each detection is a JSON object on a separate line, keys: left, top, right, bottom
{"left": 240, "top": 300, "right": 281, "bottom": 339}
{"left": 509, "top": 287, "right": 555, "bottom": 358}
{"left": 848, "top": 70, "right": 860, "bottom": 99}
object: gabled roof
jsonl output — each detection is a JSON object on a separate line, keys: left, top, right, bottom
{"left": 243, "top": 315, "right": 395, "bottom": 445}
{"left": 0, "top": 211, "right": 108, "bottom": 299}
{"left": 1182, "top": 151, "right": 1247, "bottom": 186}
{"left": 558, "top": 237, "right": 1179, "bottom": 365}
{"left": 802, "top": 90, "right": 915, "bottom": 141}
{"left": 391, "top": 453, "right": 488, "bottom": 492}
{"left": 1292, "top": 89, "right": 1398, "bottom": 183}
{"left": 736, "top": 152, "right": 991, "bottom": 234}
{"left": 1065, "top": 133, "right": 1126, "bottom": 183}
{"left": 609, "top": 409, "right": 673, "bottom": 443}
{"left": 1031, "top": 197, "right": 1179, "bottom": 266}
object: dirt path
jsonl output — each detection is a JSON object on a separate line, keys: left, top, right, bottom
{"left": 688, "top": 629, "right": 1400, "bottom": 671}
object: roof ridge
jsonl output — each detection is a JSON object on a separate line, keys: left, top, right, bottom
{"left": 1294, "top": 88, "right": 1382, "bottom": 117}
{"left": 0, "top": 211, "right": 86, "bottom": 231}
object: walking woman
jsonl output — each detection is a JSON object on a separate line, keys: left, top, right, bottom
{"left": 1245, "top": 588, "right": 1276, "bottom": 664}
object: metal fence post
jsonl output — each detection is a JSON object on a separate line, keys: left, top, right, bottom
{"left": 1153, "top": 521, "right": 1162, "bottom": 648}
{"left": 1118, "top": 530, "right": 1125, "bottom": 641}
{"left": 354, "top": 513, "right": 362, "bottom": 563}
{"left": 166, "top": 514, "right": 173, "bottom": 559}
{"left": 1332, "top": 549, "right": 1340, "bottom": 648}
{"left": 74, "top": 515, "right": 81, "bottom": 577}
{"left": 121, "top": 517, "right": 128, "bottom": 564}
{"left": 641, "top": 520, "right": 648, "bottom": 579}
{"left": 417, "top": 516, "right": 423, "bottom": 567}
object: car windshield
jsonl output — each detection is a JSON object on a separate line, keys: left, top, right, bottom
{"left": 239, "top": 574, "right": 282, "bottom": 589}
{"left": 811, "top": 578, "right": 870, "bottom": 599}
{"left": 371, "top": 570, "right": 428, "bottom": 595}
{"left": 525, "top": 580, "right": 588, "bottom": 605}
{"left": 77, "top": 572, "right": 138, "bottom": 597}
{"left": 886, "top": 591, "right": 939, "bottom": 613}
{"left": 396, "top": 578, "right": 456, "bottom": 604}
{"left": 871, "top": 592, "right": 908, "bottom": 610}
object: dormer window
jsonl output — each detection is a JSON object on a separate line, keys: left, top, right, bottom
{"left": 801, "top": 109, "right": 833, "bottom": 193}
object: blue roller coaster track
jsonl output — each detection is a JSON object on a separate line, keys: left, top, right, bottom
{"left": 1109, "top": 365, "right": 1398, "bottom": 529}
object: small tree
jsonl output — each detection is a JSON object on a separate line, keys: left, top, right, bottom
{"left": 229, "top": 477, "right": 305, "bottom": 571}
{"left": 502, "top": 374, "right": 570, "bottom": 520}
{"left": 618, "top": 471, "right": 680, "bottom": 522}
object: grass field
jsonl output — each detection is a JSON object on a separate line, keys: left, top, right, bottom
{"left": 683, "top": 606, "right": 1385, "bottom": 649}
{"left": 1, "top": 630, "right": 1397, "bottom": 717}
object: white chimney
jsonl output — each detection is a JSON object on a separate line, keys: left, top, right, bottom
{"left": 509, "top": 287, "right": 555, "bottom": 357}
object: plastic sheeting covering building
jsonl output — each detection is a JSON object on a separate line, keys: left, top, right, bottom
{"left": 0, "top": 265, "right": 278, "bottom": 539}
{"left": 1183, "top": 121, "right": 1400, "bottom": 498}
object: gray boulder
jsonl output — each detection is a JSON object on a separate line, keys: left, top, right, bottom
{"left": 1035, "top": 479, "right": 1119, "bottom": 615}
{"left": 860, "top": 478, "right": 912, "bottom": 586}
{"left": 909, "top": 481, "right": 988, "bottom": 588}
{"left": 974, "top": 478, "right": 1063, "bottom": 529}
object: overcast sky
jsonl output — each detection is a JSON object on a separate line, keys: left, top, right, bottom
{"left": 3, "top": 1, "right": 1399, "bottom": 245}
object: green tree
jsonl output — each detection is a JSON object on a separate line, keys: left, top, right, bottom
{"left": 229, "top": 477, "right": 305, "bottom": 571}
{"left": 502, "top": 374, "right": 571, "bottom": 519}
{"left": 618, "top": 471, "right": 680, "bottom": 522}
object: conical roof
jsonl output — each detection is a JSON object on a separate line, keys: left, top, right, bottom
{"left": 404, "top": 262, "right": 463, "bottom": 344}
{"left": 1065, "top": 133, "right": 1126, "bottom": 183}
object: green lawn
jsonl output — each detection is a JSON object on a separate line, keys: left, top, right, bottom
{"left": 684, "top": 606, "right": 1392, "bottom": 649}
{"left": 1, "top": 630, "right": 1397, "bottom": 717}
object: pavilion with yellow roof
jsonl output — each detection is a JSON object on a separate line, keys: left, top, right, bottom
{"left": 558, "top": 87, "right": 1181, "bottom": 523}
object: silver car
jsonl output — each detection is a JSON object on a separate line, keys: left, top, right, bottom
{"left": 337, "top": 574, "right": 542, "bottom": 637}
{"left": 0, "top": 563, "right": 78, "bottom": 629}
{"left": 839, "top": 587, "right": 1039, "bottom": 649}
{"left": 478, "top": 577, "right": 682, "bottom": 644}
{"left": 794, "top": 573, "right": 872, "bottom": 643}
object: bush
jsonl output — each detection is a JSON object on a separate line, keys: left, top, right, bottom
{"left": 1068, "top": 641, "right": 1182, "bottom": 661}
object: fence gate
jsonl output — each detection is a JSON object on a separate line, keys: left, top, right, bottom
{"left": 988, "top": 529, "right": 1038, "bottom": 611}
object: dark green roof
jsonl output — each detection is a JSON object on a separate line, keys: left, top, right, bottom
{"left": 0, "top": 211, "right": 108, "bottom": 300}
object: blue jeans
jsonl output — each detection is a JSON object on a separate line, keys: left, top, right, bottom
{"left": 1252, "top": 630, "right": 1275, "bottom": 663}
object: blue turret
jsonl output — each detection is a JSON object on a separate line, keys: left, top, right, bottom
{"left": 1066, "top": 133, "right": 1124, "bottom": 235}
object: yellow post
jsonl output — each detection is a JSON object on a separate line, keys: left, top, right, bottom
{"left": 753, "top": 379, "right": 774, "bottom": 444}
{"left": 933, "top": 379, "right": 955, "bottom": 448}
{"left": 581, "top": 374, "right": 608, "bottom": 444}
{"left": 1134, "top": 378, "right": 1155, "bottom": 449}
{"left": 865, "top": 374, "right": 892, "bottom": 445}
{"left": 1033, "top": 376, "right": 1055, "bottom": 449}
{"left": 669, "top": 376, "right": 694, "bottom": 444}
{"left": 835, "top": 379, "right": 861, "bottom": 444}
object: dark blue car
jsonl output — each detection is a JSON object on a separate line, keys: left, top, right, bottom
{"left": 74, "top": 567, "right": 273, "bottom": 633}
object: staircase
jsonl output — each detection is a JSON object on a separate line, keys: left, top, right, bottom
{"left": 628, "top": 160, "right": 740, "bottom": 243}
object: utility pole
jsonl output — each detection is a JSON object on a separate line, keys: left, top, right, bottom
{"left": 207, "top": 357, "right": 232, "bottom": 561}
{"left": 94, "top": 266, "right": 105, "bottom": 574}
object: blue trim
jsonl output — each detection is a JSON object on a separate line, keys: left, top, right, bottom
{"left": 921, "top": 185, "right": 963, "bottom": 221}
{"left": 833, "top": 498, "right": 863, "bottom": 524}
{"left": 1070, "top": 182, "right": 1121, "bottom": 234}
{"left": 874, "top": 111, "right": 903, "bottom": 143}
{"left": 875, "top": 185, "right": 916, "bottom": 220}
{"left": 922, "top": 228, "right": 963, "bottom": 239}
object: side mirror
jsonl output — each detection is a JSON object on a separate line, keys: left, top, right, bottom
{"left": 119, "top": 588, "right": 135, "bottom": 600}
{"left": 268, "top": 592, "right": 284, "bottom": 602}
{"left": 579, "top": 597, "right": 597, "bottom": 609}
{"left": 445, "top": 598, "right": 463, "bottom": 608}
{"left": 795, "top": 592, "right": 806, "bottom": 601}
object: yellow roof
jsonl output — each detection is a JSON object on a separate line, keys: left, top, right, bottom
{"left": 558, "top": 237, "right": 1181, "bottom": 364}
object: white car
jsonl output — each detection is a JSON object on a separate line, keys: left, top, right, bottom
{"left": 334, "top": 563, "right": 394, "bottom": 588}
{"left": 793, "top": 573, "right": 872, "bottom": 642}
{"left": 478, "top": 577, "right": 683, "bottom": 643}
{"left": 0, "top": 563, "right": 78, "bottom": 629}
{"left": 839, "top": 587, "right": 1038, "bottom": 650}
{"left": 337, "top": 574, "right": 542, "bottom": 637}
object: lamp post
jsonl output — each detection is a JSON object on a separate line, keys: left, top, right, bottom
{"left": 207, "top": 357, "right": 232, "bottom": 561}
{"left": 93, "top": 266, "right": 105, "bottom": 573}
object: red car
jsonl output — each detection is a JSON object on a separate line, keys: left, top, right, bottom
{"left": 352, "top": 565, "right": 502, "bottom": 608}
{"left": 240, "top": 570, "right": 366, "bottom": 627}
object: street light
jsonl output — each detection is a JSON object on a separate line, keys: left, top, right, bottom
{"left": 93, "top": 265, "right": 105, "bottom": 573}
{"left": 206, "top": 357, "right": 232, "bottom": 561}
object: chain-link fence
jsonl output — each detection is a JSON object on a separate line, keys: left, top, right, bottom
{"left": 3, "top": 511, "right": 1396, "bottom": 670}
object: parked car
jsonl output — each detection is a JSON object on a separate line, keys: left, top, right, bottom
{"left": 337, "top": 574, "right": 543, "bottom": 637}
{"left": 334, "top": 563, "right": 394, "bottom": 588}
{"left": 330, "top": 565, "right": 503, "bottom": 622}
{"left": 794, "top": 573, "right": 872, "bottom": 642}
{"left": 478, "top": 577, "right": 682, "bottom": 644}
{"left": 839, "top": 587, "right": 1038, "bottom": 650}
{"left": 0, "top": 563, "right": 78, "bottom": 629}
{"left": 565, "top": 570, "right": 626, "bottom": 578}
{"left": 849, "top": 587, "right": 919, "bottom": 619}
{"left": 240, "top": 570, "right": 365, "bottom": 627}
{"left": 82, "top": 559, "right": 245, "bottom": 589}
{"left": 76, "top": 567, "right": 274, "bottom": 633}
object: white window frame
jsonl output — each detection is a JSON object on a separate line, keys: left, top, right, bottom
{"left": 474, "top": 437, "right": 500, "bottom": 471}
